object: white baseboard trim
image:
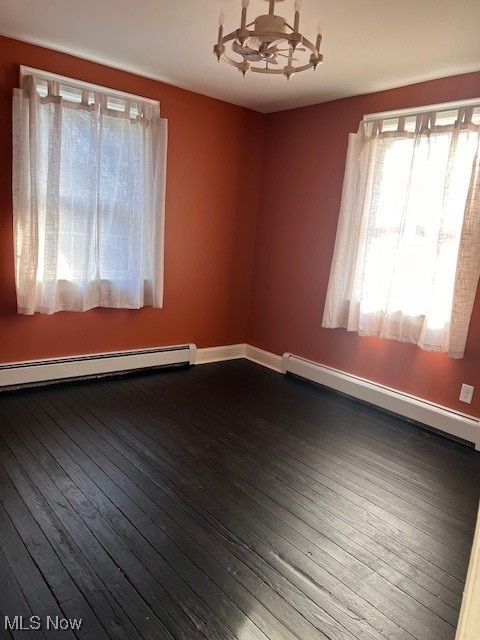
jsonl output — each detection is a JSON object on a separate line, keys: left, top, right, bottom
{"left": 245, "top": 345, "right": 284, "bottom": 372}
{"left": 283, "top": 353, "right": 480, "bottom": 450}
{"left": 193, "top": 344, "right": 246, "bottom": 365}
{"left": 456, "top": 504, "right": 480, "bottom": 640}
{"left": 194, "top": 344, "right": 283, "bottom": 372}
{"left": 0, "top": 344, "right": 193, "bottom": 389}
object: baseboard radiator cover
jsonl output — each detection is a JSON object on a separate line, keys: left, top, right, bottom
{"left": 0, "top": 344, "right": 195, "bottom": 390}
{"left": 283, "top": 353, "right": 480, "bottom": 450}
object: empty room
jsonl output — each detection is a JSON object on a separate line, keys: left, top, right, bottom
{"left": 0, "top": 1, "right": 479, "bottom": 639}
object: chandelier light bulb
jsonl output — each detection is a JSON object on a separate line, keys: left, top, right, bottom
{"left": 315, "top": 22, "right": 324, "bottom": 50}
{"left": 293, "top": 0, "right": 302, "bottom": 32}
{"left": 240, "top": 0, "right": 249, "bottom": 29}
{"left": 219, "top": 9, "right": 225, "bottom": 26}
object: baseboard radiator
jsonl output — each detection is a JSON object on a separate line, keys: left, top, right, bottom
{"left": 0, "top": 344, "right": 195, "bottom": 391}
{"left": 283, "top": 353, "right": 480, "bottom": 451}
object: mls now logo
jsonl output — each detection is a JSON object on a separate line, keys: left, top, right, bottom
{"left": 4, "top": 616, "right": 83, "bottom": 631}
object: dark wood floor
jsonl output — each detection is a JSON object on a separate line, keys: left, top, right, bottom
{"left": 0, "top": 360, "right": 478, "bottom": 640}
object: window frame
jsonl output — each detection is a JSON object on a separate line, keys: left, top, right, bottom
{"left": 13, "top": 67, "right": 167, "bottom": 315}
{"left": 322, "top": 96, "right": 480, "bottom": 358}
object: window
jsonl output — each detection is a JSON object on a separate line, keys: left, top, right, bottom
{"left": 322, "top": 102, "right": 480, "bottom": 359}
{"left": 12, "top": 68, "right": 167, "bottom": 315}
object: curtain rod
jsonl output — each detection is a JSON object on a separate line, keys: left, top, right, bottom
{"left": 20, "top": 65, "right": 160, "bottom": 108}
{"left": 364, "top": 96, "right": 480, "bottom": 122}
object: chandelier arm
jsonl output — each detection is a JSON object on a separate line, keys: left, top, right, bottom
{"left": 219, "top": 30, "right": 241, "bottom": 46}
{"left": 251, "top": 61, "right": 315, "bottom": 74}
{"left": 219, "top": 54, "right": 249, "bottom": 70}
{"left": 219, "top": 57, "right": 321, "bottom": 74}
{"left": 220, "top": 32, "right": 322, "bottom": 54}
{"left": 219, "top": 55, "right": 322, "bottom": 75}
{"left": 220, "top": 29, "right": 299, "bottom": 46}
{"left": 299, "top": 36, "right": 320, "bottom": 55}
{"left": 219, "top": 52, "right": 316, "bottom": 74}
{"left": 220, "top": 33, "right": 322, "bottom": 63}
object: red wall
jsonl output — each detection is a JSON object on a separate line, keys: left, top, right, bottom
{"left": 1, "top": 35, "right": 479, "bottom": 417}
{"left": 0, "top": 36, "right": 265, "bottom": 362}
{"left": 248, "top": 72, "right": 480, "bottom": 416}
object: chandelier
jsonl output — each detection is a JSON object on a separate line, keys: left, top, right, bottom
{"left": 213, "top": 0, "right": 324, "bottom": 80}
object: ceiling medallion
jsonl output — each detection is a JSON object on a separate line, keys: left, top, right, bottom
{"left": 213, "top": 0, "right": 324, "bottom": 80}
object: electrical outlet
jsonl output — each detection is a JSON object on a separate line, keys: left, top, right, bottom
{"left": 459, "top": 383, "right": 474, "bottom": 404}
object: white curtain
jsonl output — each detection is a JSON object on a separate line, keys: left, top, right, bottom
{"left": 322, "top": 106, "right": 480, "bottom": 359}
{"left": 13, "top": 74, "right": 167, "bottom": 315}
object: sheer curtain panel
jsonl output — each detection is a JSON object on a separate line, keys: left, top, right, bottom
{"left": 322, "top": 104, "right": 480, "bottom": 359}
{"left": 13, "top": 72, "right": 167, "bottom": 314}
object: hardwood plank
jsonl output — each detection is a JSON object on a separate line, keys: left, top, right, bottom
{"left": 0, "top": 501, "right": 74, "bottom": 640}
{"left": 109, "top": 378, "right": 462, "bottom": 627}
{"left": 0, "top": 407, "right": 205, "bottom": 640}
{"left": 229, "top": 361, "right": 480, "bottom": 482}
{"left": 20, "top": 393, "right": 329, "bottom": 640}
{"left": 0, "top": 359, "right": 477, "bottom": 640}
{"left": 67, "top": 378, "right": 451, "bottom": 640}
{"left": 0, "top": 463, "right": 110, "bottom": 640}
{"left": 34, "top": 388, "right": 369, "bottom": 640}
{"left": 5, "top": 396, "right": 273, "bottom": 640}
{"left": 164, "top": 362, "right": 473, "bottom": 556}
{"left": 127, "top": 371, "right": 468, "bottom": 601}
{"left": 0, "top": 415, "right": 176, "bottom": 640}
{"left": 181, "top": 365, "right": 477, "bottom": 522}
{"left": 0, "top": 445, "right": 153, "bottom": 640}
{"left": 121, "top": 372, "right": 471, "bottom": 576}
{"left": 0, "top": 545, "right": 45, "bottom": 640}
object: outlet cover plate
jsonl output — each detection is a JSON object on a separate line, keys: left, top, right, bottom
{"left": 460, "top": 383, "right": 475, "bottom": 404}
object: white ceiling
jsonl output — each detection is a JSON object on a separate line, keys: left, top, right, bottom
{"left": 1, "top": 0, "right": 480, "bottom": 113}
